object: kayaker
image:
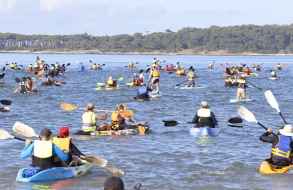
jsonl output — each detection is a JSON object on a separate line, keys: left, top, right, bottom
{"left": 104, "top": 176, "right": 125, "bottom": 190}
{"left": 106, "top": 76, "right": 117, "bottom": 88}
{"left": 132, "top": 73, "right": 141, "bottom": 86}
{"left": 25, "top": 77, "right": 34, "bottom": 92}
{"left": 20, "top": 128, "right": 69, "bottom": 170}
{"left": 276, "top": 63, "right": 282, "bottom": 71}
{"left": 81, "top": 103, "right": 97, "bottom": 133}
{"left": 53, "top": 127, "right": 84, "bottom": 166}
{"left": 270, "top": 70, "right": 278, "bottom": 78}
{"left": 148, "top": 65, "right": 160, "bottom": 94}
{"left": 111, "top": 104, "right": 134, "bottom": 130}
{"left": 186, "top": 66, "right": 196, "bottom": 87}
{"left": 192, "top": 101, "right": 218, "bottom": 128}
{"left": 134, "top": 85, "right": 150, "bottom": 100}
{"left": 236, "top": 76, "right": 247, "bottom": 100}
{"left": 260, "top": 125, "right": 293, "bottom": 167}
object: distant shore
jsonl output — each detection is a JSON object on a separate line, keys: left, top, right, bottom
{"left": 0, "top": 49, "right": 292, "bottom": 56}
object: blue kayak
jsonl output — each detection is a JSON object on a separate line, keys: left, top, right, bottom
{"left": 190, "top": 127, "right": 221, "bottom": 137}
{"left": 16, "top": 162, "right": 93, "bottom": 182}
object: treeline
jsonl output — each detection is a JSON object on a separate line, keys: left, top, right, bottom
{"left": 1, "top": 24, "right": 293, "bottom": 54}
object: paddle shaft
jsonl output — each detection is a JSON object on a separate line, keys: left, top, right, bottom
{"left": 257, "top": 122, "right": 268, "bottom": 130}
{"left": 279, "top": 112, "right": 288, "bottom": 124}
{"left": 176, "top": 80, "right": 188, "bottom": 87}
{"left": 246, "top": 80, "right": 262, "bottom": 91}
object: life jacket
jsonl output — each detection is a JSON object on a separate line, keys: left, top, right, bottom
{"left": 32, "top": 140, "right": 54, "bottom": 170}
{"left": 272, "top": 135, "right": 292, "bottom": 161}
{"left": 197, "top": 108, "right": 213, "bottom": 127}
{"left": 82, "top": 111, "right": 96, "bottom": 132}
{"left": 53, "top": 137, "right": 70, "bottom": 153}
{"left": 107, "top": 79, "right": 114, "bottom": 86}
{"left": 111, "top": 111, "right": 125, "bottom": 130}
{"left": 187, "top": 71, "right": 195, "bottom": 80}
{"left": 151, "top": 69, "right": 160, "bottom": 78}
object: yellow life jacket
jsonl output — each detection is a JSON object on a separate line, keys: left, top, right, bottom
{"left": 111, "top": 111, "right": 120, "bottom": 122}
{"left": 33, "top": 140, "right": 53, "bottom": 158}
{"left": 107, "top": 79, "right": 114, "bottom": 86}
{"left": 119, "top": 110, "right": 134, "bottom": 119}
{"left": 53, "top": 137, "right": 70, "bottom": 153}
{"left": 151, "top": 69, "right": 160, "bottom": 78}
{"left": 272, "top": 148, "right": 291, "bottom": 158}
{"left": 82, "top": 111, "right": 96, "bottom": 132}
{"left": 187, "top": 71, "right": 195, "bottom": 80}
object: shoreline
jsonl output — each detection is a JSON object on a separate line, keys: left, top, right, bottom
{"left": 0, "top": 50, "right": 293, "bottom": 56}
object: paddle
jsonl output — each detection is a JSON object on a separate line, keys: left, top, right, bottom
{"left": 0, "top": 128, "right": 25, "bottom": 141}
{"left": 264, "top": 90, "right": 288, "bottom": 124}
{"left": 238, "top": 106, "right": 267, "bottom": 130}
{"left": 246, "top": 80, "right": 263, "bottom": 91}
{"left": 12, "top": 122, "right": 124, "bottom": 176}
{"left": 175, "top": 80, "right": 187, "bottom": 87}
{"left": 162, "top": 120, "right": 193, "bottom": 127}
{"left": 60, "top": 102, "right": 78, "bottom": 112}
{"left": 0, "top": 99, "right": 12, "bottom": 106}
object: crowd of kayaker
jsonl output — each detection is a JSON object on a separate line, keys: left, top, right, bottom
{"left": 1, "top": 55, "right": 291, "bottom": 187}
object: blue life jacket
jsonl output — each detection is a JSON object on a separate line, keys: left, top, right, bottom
{"left": 272, "top": 135, "right": 292, "bottom": 159}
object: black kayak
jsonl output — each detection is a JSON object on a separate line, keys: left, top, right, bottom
{"left": 228, "top": 117, "right": 243, "bottom": 128}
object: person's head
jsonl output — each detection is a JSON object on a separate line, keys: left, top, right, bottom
{"left": 200, "top": 101, "right": 209, "bottom": 109}
{"left": 116, "top": 104, "right": 126, "bottom": 111}
{"left": 59, "top": 126, "right": 69, "bottom": 138}
{"left": 279, "top": 124, "right": 293, "bottom": 137}
{"left": 104, "top": 177, "right": 124, "bottom": 190}
{"left": 40, "top": 128, "right": 52, "bottom": 141}
{"left": 108, "top": 76, "right": 113, "bottom": 80}
{"left": 85, "top": 103, "right": 95, "bottom": 112}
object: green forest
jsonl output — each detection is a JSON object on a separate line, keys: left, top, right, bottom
{"left": 1, "top": 24, "right": 293, "bottom": 54}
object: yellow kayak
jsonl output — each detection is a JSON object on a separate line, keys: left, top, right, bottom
{"left": 258, "top": 161, "right": 293, "bottom": 175}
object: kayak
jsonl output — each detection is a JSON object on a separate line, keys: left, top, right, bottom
{"left": 258, "top": 160, "right": 293, "bottom": 175}
{"left": 227, "top": 117, "right": 243, "bottom": 128}
{"left": 229, "top": 98, "right": 253, "bottom": 103}
{"left": 269, "top": 77, "right": 279, "bottom": 80}
{"left": 16, "top": 162, "right": 93, "bottom": 182}
{"left": 75, "top": 125, "right": 150, "bottom": 137}
{"left": 190, "top": 127, "right": 221, "bottom": 137}
{"left": 96, "top": 85, "right": 119, "bottom": 91}
{"left": 149, "top": 91, "right": 161, "bottom": 98}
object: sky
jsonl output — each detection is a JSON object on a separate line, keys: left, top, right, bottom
{"left": 0, "top": 0, "right": 293, "bottom": 35}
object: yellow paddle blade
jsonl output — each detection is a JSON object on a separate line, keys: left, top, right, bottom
{"left": 0, "top": 129, "right": 14, "bottom": 140}
{"left": 60, "top": 102, "right": 78, "bottom": 112}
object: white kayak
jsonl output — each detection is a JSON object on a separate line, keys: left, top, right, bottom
{"left": 269, "top": 77, "right": 279, "bottom": 80}
{"left": 229, "top": 98, "right": 253, "bottom": 103}
{"left": 190, "top": 127, "right": 221, "bottom": 137}
{"left": 177, "top": 85, "right": 206, "bottom": 90}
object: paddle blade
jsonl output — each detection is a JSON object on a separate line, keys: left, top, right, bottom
{"left": 82, "top": 155, "right": 107, "bottom": 167}
{"left": 0, "top": 99, "right": 12, "bottom": 106}
{"left": 0, "top": 129, "right": 14, "bottom": 140}
{"left": 60, "top": 102, "right": 78, "bottom": 112}
{"left": 12, "top": 121, "right": 38, "bottom": 138}
{"left": 238, "top": 106, "right": 257, "bottom": 123}
{"left": 162, "top": 120, "right": 178, "bottom": 127}
{"left": 105, "top": 165, "right": 125, "bottom": 177}
{"left": 265, "top": 90, "right": 280, "bottom": 112}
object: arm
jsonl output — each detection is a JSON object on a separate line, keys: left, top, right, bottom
{"left": 191, "top": 114, "right": 198, "bottom": 124}
{"left": 20, "top": 143, "right": 34, "bottom": 159}
{"left": 53, "top": 144, "right": 69, "bottom": 161}
{"left": 259, "top": 131, "right": 278, "bottom": 145}
{"left": 211, "top": 112, "right": 218, "bottom": 126}
{"left": 70, "top": 141, "right": 84, "bottom": 156}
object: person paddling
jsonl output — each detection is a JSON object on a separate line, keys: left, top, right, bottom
{"left": 236, "top": 76, "right": 247, "bottom": 100}
{"left": 81, "top": 103, "right": 98, "bottom": 133}
{"left": 148, "top": 65, "right": 160, "bottom": 94}
{"left": 186, "top": 66, "right": 196, "bottom": 87}
{"left": 106, "top": 76, "right": 117, "bottom": 88}
{"left": 20, "top": 128, "right": 69, "bottom": 170}
{"left": 111, "top": 104, "right": 134, "bottom": 130}
{"left": 53, "top": 127, "right": 84, "bottom": 166}
{"left": 260, "top": 125, "right": 293, "bottom": 167}
{"left": 191, "top": 101, "right": 217, "bottom": 128}
{"left": 270, "top": 70, "right": 278, "bottom": 78}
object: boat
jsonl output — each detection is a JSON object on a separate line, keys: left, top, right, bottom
{"left": 258, "top": 160, "right": 293, "bottom": 175}
{"left": 229, "top": 98, "right": 253, "bottom": 103}
{"left": 16, "top": 162, "right": 93, "bottom": 182}
{"left": 75, "top": 124, "right": 150, "bottom": 137}
{"left": 190, "top": 127, "right": 221, "bottom": 137}
{"left": 269, "top": 77, "right": 279, "bottom": 80}
{"left": 227, "top": 117, "right": 243, "bottom": 128}
{"left": 95, "top": 83, "right": 119, "bottom": 91}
